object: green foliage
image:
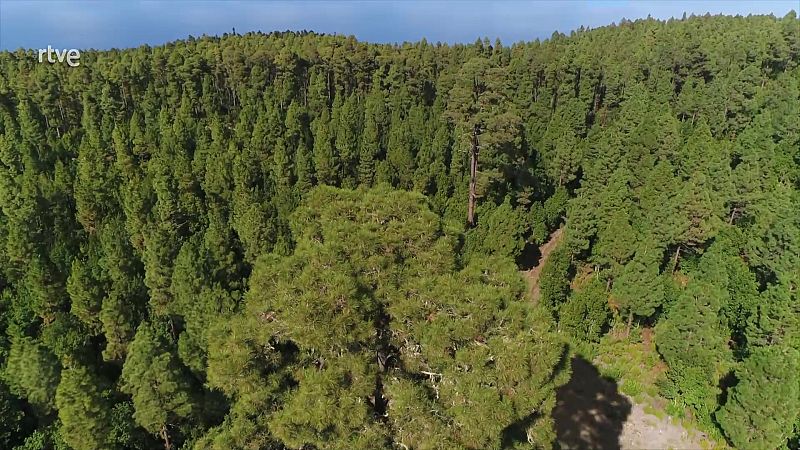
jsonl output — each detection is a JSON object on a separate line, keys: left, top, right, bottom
{"left": 655, "top": 281, "right": 732, "bottom": 426}
{"left": 66, "top": 255, "right": 106, "bottom": 331}
{"left": 464, "top": 197, "right": 528, "bottom": 260}
{"left": 14, "top": 422, "right": 70, "bottom": 450}
{"left": 543, "top": 187, "right": 568, "bottom": 227}
{"left": 0, "top": 12, "right": 797, "bottom": 447}
{"left": 593, "top": 330, "right": 666, "bottom": 404}
{"left": 269, "top": 355, "right": 388, "bottom": 450}
{"left": 538, "top": 246, "right": 572, "bottom": 311}
{"left": 121, "top": 324, "right": 197, "bottom": 442}
{"left": 611, "top": 245, "right": 665, "bottom": 323}
{"left": 55, "top": 365, "right": 112, "bottom": 450}
{"left": 206, "top": 186, "right": 568, "bottom": 449}
{"left": 716, "top": 346, "right": 800, "bottom": 450}
{"left": 107, "top": 401, "right": 155, "bottom": 450}
{"left": 559, "top": 278, "right": 610, "bottom": 342}
{"left": 5, "top": 337, "right": 60, "bottom": 414}
{"left": 0, "top": 382, "right": 28, "bottom": 448}
{"left": 313, "top": 108, "right": 338, "bottom": 186}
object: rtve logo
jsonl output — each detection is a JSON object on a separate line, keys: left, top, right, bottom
{"left": 38, "top": 45, "right": 80, "bottom": 67}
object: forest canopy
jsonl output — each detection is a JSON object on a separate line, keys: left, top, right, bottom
{"left": 0, "top": 10, "right": 798, "bottom": 450}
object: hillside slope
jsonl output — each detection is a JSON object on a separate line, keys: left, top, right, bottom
{"left": 0, "top": 12, "right": 798, "bottom": 449}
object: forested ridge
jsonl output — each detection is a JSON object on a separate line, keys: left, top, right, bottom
{"left": 0, "top": 11, "right": 798, "bottom": 449}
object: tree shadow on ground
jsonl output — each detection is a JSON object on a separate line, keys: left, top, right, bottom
{"left": 517, "top": 240, "right": 542, "bottom": 270}
{"left": 553, "top": 356, "right": 632, "bottom": 450}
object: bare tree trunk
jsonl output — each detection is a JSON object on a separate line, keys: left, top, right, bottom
{"left": 672, "top": 245, "right": 682, "bottom": 274}
{"left": 728, "top": 207, "right": 738, "bottom": 225}
{"left": 467, "top": 126, "right": 479, "bottom": 227}
{"left": 160, "top": 424, "right": 172, "bottom": 450}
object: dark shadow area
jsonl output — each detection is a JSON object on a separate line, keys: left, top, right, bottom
{"left": 553, "top": 356, "right": 632, "bottom": 450}
{"left": 517, "top": 240, "right": 542, "bottom": 270}
{"left": 717, "top": 370, "right": 737, "bottom": 409}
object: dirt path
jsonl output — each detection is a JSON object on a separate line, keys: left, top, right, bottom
{"left": 523, "top": 226, "right": 564, "bottom": 302}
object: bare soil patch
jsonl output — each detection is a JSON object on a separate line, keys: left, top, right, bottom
{"left": 619, "top": 401, "right": 711, "bottom": 450}
{"left": 522, "top": 226, "right": 564, "bottom": 302}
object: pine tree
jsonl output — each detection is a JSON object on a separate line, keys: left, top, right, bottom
{"left": 286, "top": 101, "right": 315, "bottom": 193}
{"left": 207, "top": 185, "right": 569, "bottom": 449}
{"left": 55, "top": 365, "right": 113, "bottom": 450}
{"left": 611, "top": 245, "right": 665, "bottom": 334}
{"left": 446, "top": 56, "right": 520, "bottom": 226}
{"left": 121, "top": 324, "right": 197, "bottom": 449}
{"left": 271, "top": 137, "right": 293, "bottom": 190}
{"left": 464, "top": 197, "right": 527, "bottom": 260}
{"left": 559, "top": 277, "right": 610, "bottom": 342}
{"left": 312, "top": 108, "right": 338, "bottom": 185}
{"left": 335, "top": 93, "right": 361, "bottom": 188}
{"left": 98, "top": 218, "right": 146, "bottom": 361}
{"left": 538, "top": 246, "right": 572, "bottom": 312}
{"left": 541, "top": 98, "right": 584, "bottom": 186}
{"left": 655, "top": 281, "right": 732, "bottom": 424}
{"left": 5, "top": 337, "right": 61, "bottom": 414}
{"left": 385, "top": 111, "right": 415, "bottom": 189}
{"left": 74, "top": 97, "right": 119, "bottom": 233}
{"left": 358, "top": 80, "right": 387, "bottom": 187}
{"left": 358, "top": 112, "right": 379, "bottom": 187}
{"left": 66, "top": 250, "right": 107, "bottom": 332}
{"left": 716, "top": 346, "right": 800, "bottom": 450}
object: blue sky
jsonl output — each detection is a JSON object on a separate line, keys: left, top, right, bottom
{"left": 0, "top": 1, "right": 796, "bottom": 50}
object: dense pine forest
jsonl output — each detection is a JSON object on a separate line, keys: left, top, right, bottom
{"left": 0, "top": 11, "right": 798, "bottom": 450}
